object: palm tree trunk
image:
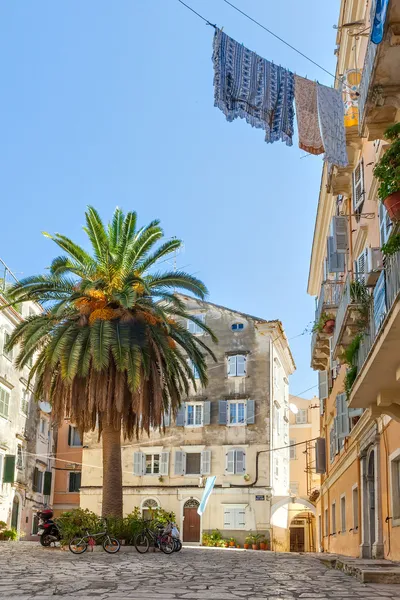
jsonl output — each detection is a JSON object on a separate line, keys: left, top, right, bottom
{"left": 102, "top": 422, "right": 123, "bottom": 518}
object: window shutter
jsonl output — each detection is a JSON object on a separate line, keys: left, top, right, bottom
{"left": 227, "top": 356, "right": 235, "bottom": 376}
{"left": 218, "top": 400, "right": 227, "bottom": 425}
{"left": 246, "top": 400, "right": 255, "bottom": 424}
{"left": 355, "top": 251, "right": 366, "bottom": 284}
{"left": 68, "top": 425, "right": 72, "bottom": 446}
{"left": 174, "top": 450, "right": 186, "bottom": 475}
{"left": 163, "top": 410, "right": 170, "bottom": 427}
{"left": 224, "top": 508, "right": 233, "bottom": 528}
{"left": 373, "top": 270, "right": 387, "bottom": 332}
{"left": 200, "top": 450, "right": 211, "bottom": 475}
{"left": 318, "top": 371, "right": 328, "bottom": 405}
{"left": 43, "top": 471, "right": 52, "bottom": 495}
{"left": 336, "top": 393, "right": 349, "bottom": 439}
{"left": 203, "top": 401, "right": 211, "bottom": 426}
{"left": 332, "top": 216, "right": 348, "bottom": 254}
{"left": 334, "top": 416, "right": 340, "bottom": 453}
{"left": 352, "top": 159, "right": 364, "bottom": 212}
{"left": 315, "top": 438, "right": 326, "bottom": 474}
{"left": 226, "top": 449, "right": 235, "bottom": 474}
{"left": 133, "top": 452, "right": 144, "bottom": 476}
{"left": 327, "top": 237, "right": 345, "bottom": 273}
{"left": 330, "top": 427, "right": 335, "bottom": 463}
{"left": 237, "top": 355, "right": 246, "bottom": 376}
{"left": 160, "top": 452, "right": 170, "bottom": 476}
{"left": 176, "top": 405, "right": 185, "bottom": 427}
{"left": 236, "top": 449, "right": 246, "bottom": 474}
{"left": 3, "top": 455, "right": 15, "bottom": 483}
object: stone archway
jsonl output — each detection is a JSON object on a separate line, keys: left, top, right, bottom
{"left": 271, "top": 498, "right": 316, "bottom": 552}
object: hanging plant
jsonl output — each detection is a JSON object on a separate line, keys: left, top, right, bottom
{"left": 373, "top": 123, "right": 400, "bottom": 222}
{"left": 312, "top": 312, "right": 336, "bottom": 334}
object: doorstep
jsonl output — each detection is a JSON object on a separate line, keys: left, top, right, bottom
{"left": 313, "top": 553, "right": 400, "bottom": 584}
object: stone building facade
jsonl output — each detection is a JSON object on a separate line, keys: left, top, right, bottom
{"left": 80, "top": 296, "right": 295, "bottom": 545}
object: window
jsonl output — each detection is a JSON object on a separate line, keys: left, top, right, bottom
{"left": 32, "top": 468, "right": 43, "bottom": 493}
{"left": 231, "top": 323, "right": 244, "bottom": 331}
{"left": 0, "top": 454, "right": 3, "bottom": 491}
{"left": 69, "top": 472, "right": 81, "bottom": 492}
{"left": 379, "top": 201, "right": 392, "bottom": 246}
{"left": 16, "top": 446, "right": 23, "bottom": 471}
{"left": 0, "top": 386, "right": 10, "bottom": 419}
{"left": 21, "top": 391, "right": 30, "bottom": 416}
{"left": 352, "top": 486, "right": 359, "bottom": 530}
{"left": 295, "top": 409, "right": 307, "bottom": 424}
{"left": 274, "top": 458, "right": 279, "bottom": 478}
{"left": 227, "top": 354, "right": 246, "bottom": 377}
{"left": 145, "top": 454, "right": 160, "bottom": 475}
{"left": 223, "top": 507, "right": 246, "bottom": 530}
{"left": 186, "top": 403, "right": 203, "bottom": 427}
{"left": 290, "top": 481, "right": 299, "bottom": 495}
{"left": 330, "top": 423, "right": 337, "bottom": 463}
{"left": 68, "top": 425, "right": 82, "bottom": 447}
{"left": 331, "top": 502, "right": 336, "bottom": 535}
{"left": 227, "top": 401, "right": 246, "bottom": 425}
{"left": 226, "top": 448, "right": 246, "bottom": 475}
{"left": 324, "top": 508, "right": 328, "bottom": 538}
{"left": 39, "top": 419, "right": 46, "bottom": 436}
{"left": 186, "top": 453, "right": 201, "bottom": 475}
{"left": 188, "top": 359, "right": 200, "bottom": 380}
{"left": 355, "top": 251, "right": 366, "bottom": 284}
{"left": 142, "top": 498, "right": 159, "bottom": 520}
{"left": 340, "top": 495, "right": 346, "bottom": 533}
{"left": 32, "top": 513, "right": 39, "bottom": 535}
{"left": 289, "top": 439, "right": 296, "bottom": 460}
{"left": 3, "top": 332, "right": 12, "bottom": 361}
{"left": 187, "top": 314, "right": 205, "bottom": 334}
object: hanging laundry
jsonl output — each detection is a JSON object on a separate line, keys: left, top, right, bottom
{"left": 294, "top": 76, "right": 324, "bottom": 155}
{"left": 343, "top": 69, "right": 362, "bottom": 128}
{"left": 317, "top": 84, "right": 348, "bottom": 168}
{"left": 371, "top": 0, "right": 390, "bottom": 44}
{"left": 212, "top": 29, "right": 295, "bottom": 146}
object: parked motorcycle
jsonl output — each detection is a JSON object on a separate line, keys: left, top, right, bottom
{"left": 37, "top": 509, "right": 61, "bottom": 547}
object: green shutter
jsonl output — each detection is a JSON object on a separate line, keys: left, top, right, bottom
{"left": 3, "top": 455, "right": 15, "bottom": 483}
{"left": 43, "top": 471, "right": 52, "bottom": 495}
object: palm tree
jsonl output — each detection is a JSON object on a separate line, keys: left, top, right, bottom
{"left": 5, "top": 207, "right": 216, "bottom": 517}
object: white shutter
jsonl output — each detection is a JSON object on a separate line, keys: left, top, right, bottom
{"left": 332, "top": 216, "right": 348, "bottom": 253}
{"left": 200, "top": 450, "right": 211, "bottom": 475}
{"left": 226, "top": 449, "right": 235, "bottom": 474}
{"left": 227, "top": 356, "right": 236, "bottom": 376}
{"left": 160, "top": 452, "right": 169, "bottom": 475}
{"left": 327, "top": 237, "right": 345, "bottom": 273}
{"left": 133, "top": 452, "right": 144, "bottom": 476}
{"left": 355, "top": 251, "right": 366, "bottom": 284}
{"left": 174, "top": 450, "right": 186, "bottom": 475}
{"left": 237, "top": 355, "right": 246, "bottom": 376}
{"left": 352, "top": 159, "right": 364, "bottom": 211}
{"left": 235, "top": 449, "right": 245, "bottom": 474}
{"left": 224, "top": 508, "right": 233, "bottom": 528}
{"left": 318, "top": 371, "right": 328, "bottom": 402}
{"left": 337, "top": 393, "right": 349, "bottom": 439}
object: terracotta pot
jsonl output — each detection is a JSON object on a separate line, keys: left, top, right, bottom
{"left": 323, "top": 319, "right": 335, "bottom": 334}
{"left": 384, "top": 191, "right": 400, "bottom": 222}
{"left": 236, "top": 545, "right": 240, "bottom": 549}
{"left": 225, "top": 542, "right": 229, "bottom": 548}
{"left": 252, "top": 544, "right": 259, "bottom": 550}
{"left": 260, "top": 542, "right": 266, "bottom": 550}
{"left": 229, "top": 542, "right": 235, "bottom": 547}
{"left": 244, "top": 543, "right": 249, "bottom": 549}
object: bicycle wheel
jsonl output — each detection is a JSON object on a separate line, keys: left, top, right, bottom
{"left": 134, "top": 532, "right": 150, "bottom": 553}
{"left": 173, "top": 539, "right": 182, "bottom": 552}
{"left": 69, "top": 537, "right": 88, "bottom": 554}
{"left": 103, "top": 536, "right": 120, "bottom": 554}
{"left": 159, "top": 535, "right": 175, "bottom": 555}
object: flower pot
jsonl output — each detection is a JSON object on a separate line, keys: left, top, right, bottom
{"left": 229, "top": 542, "right": 235, "bottom": 547}
{"left": 244, "top": 543, "right": 249, "bottom": 549}
{"left": 252, "top": 544, "right": 259, "bottom": 550}
{"left": 260, "top": 542, "right": 266, "bottom": 550}
{"left": 384, "top": 191, "right": 400, "bottom": 222}
{"left": 236, "top": 545, "right": 240, "bottom": 549}
{"left": 323, "top": 319, "right": 335, "bottom": 334}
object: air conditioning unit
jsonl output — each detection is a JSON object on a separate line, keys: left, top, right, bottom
{"left": 364, "top": 247, "right": 383, "bottom": 286}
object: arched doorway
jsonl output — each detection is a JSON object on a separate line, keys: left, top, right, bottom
{"left": 368, "top": 450, "right": 375, "bottom": 549}
{"left": 11, "top": 495, "right": 20, "bottom": 531}
{"left": 141, "top": 498, "right": 160, "bottom": 521}
{"left": 271, "top": 498, "right": 316, "bottom": 552}
{"left": 183, "top": 499, "right": 200, "bottom": 543}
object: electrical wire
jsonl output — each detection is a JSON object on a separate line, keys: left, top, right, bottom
{"left": 177, "top": 0, "right": 216, "bottom": 27}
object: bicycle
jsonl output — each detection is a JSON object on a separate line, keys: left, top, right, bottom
{"left": 134, "top": 520, "right": 174, "bottom": 555}
{"left": 69, "top": 519, "right": 120, "bottom": 555}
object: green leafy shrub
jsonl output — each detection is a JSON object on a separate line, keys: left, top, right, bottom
{"left": 202, "top": 529, "right": 226, "bottom": 547}
{"left": 374, "top": 123, "right": 400, "bottom": 201}
{"left": 343, "top": 333, "right": 363, "bottom": 367}
{"left": 0, "top": 528, "right": 18, "bottom": 541}
{"left": 382, "top": 233, "right": 400, "bottom": 256}
{"left": 313, "top": 312, "right": 335, "bottom": 333}
{"left": 345, "top": 366, "right": 358, "bottom": 397}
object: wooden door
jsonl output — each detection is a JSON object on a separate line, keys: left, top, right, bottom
{"left": 183, "top": 507, "right": 200, "bottom": 542}
{"left": 290, "top": 527, "right": 305, "bottom": 552}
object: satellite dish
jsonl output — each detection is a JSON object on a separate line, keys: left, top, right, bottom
{"left": 39, "top": 401, "right": 52, "bottom": 414}
{"left": 289, "top": 403, "right": 299, "bottom": 415}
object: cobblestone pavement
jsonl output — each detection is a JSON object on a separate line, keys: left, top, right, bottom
{"left": 1, "top": 542, "right": 400, "bottom": 600}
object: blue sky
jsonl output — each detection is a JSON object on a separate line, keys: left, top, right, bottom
{"left": 0, "top": 0, "right": 339, "bottom": 396}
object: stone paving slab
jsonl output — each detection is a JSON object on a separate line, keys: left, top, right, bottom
{"left": 1, "top": 542, "right": 400, "bottom": 599}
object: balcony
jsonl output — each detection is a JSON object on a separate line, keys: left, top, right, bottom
{"left": 311, "top": 281, "right": 344, "bottom": 370}
{"left": 332, "top": 276, "right": 367, "bottom": 361}
{"left": 358, "top": 0, "right": 400, "bottom": 140}
{"left": 349, "top": 250, "right": 400, "bottom": 414}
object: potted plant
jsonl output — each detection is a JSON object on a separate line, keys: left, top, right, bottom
{"left": 158, "top": 475, "right": 164, "bottom": 483}
{"left": 374, "top": 123, "right": 400, "bottom": 222}
{"left": 259, "top": 536, "right": 267, "bottom": 551}
{"left": 244, "top": 535, "right": 252, "bottom": 550}
{"left": 251, "top": 533, "right": 263, "bottom": 550}
{"left": 313, "top": 312, "right": 335, "bottom": 334}
{"left": 229, "top": 537, "right": 236, "bottom": 547}
{"left": 243, "top": 473, "right": 250, "bottom": 482}
{"left": 224, "top": 540, "right": 230, "bottom": 548}
{"left": 382, "top": 233, "right": 400, "bottom": 256}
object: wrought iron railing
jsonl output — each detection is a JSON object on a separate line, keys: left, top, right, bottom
{"left": 332, "top": 276, "right": 352, "bottom": 351}
{"left": 315, "top": 281, "right": 344, "bottom": 325}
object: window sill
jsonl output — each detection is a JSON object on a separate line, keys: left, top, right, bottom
{"left": 227, "top": 423, "right": 246, "bottom": 427}
{"left": 184, "top": 425, "right": 203, "bottom": 429}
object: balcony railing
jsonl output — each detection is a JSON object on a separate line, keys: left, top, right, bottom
{"left": 356, "top": 250, "right": 400, "bottom": 373}
{"left": 311, "top": 281, "right": 344, "bottom": 370}
{"left": 315, "top": 281, "right": 344, "bottom": 324}
{"left": 332, "top": 275, "right": 367, "bottom": 357}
